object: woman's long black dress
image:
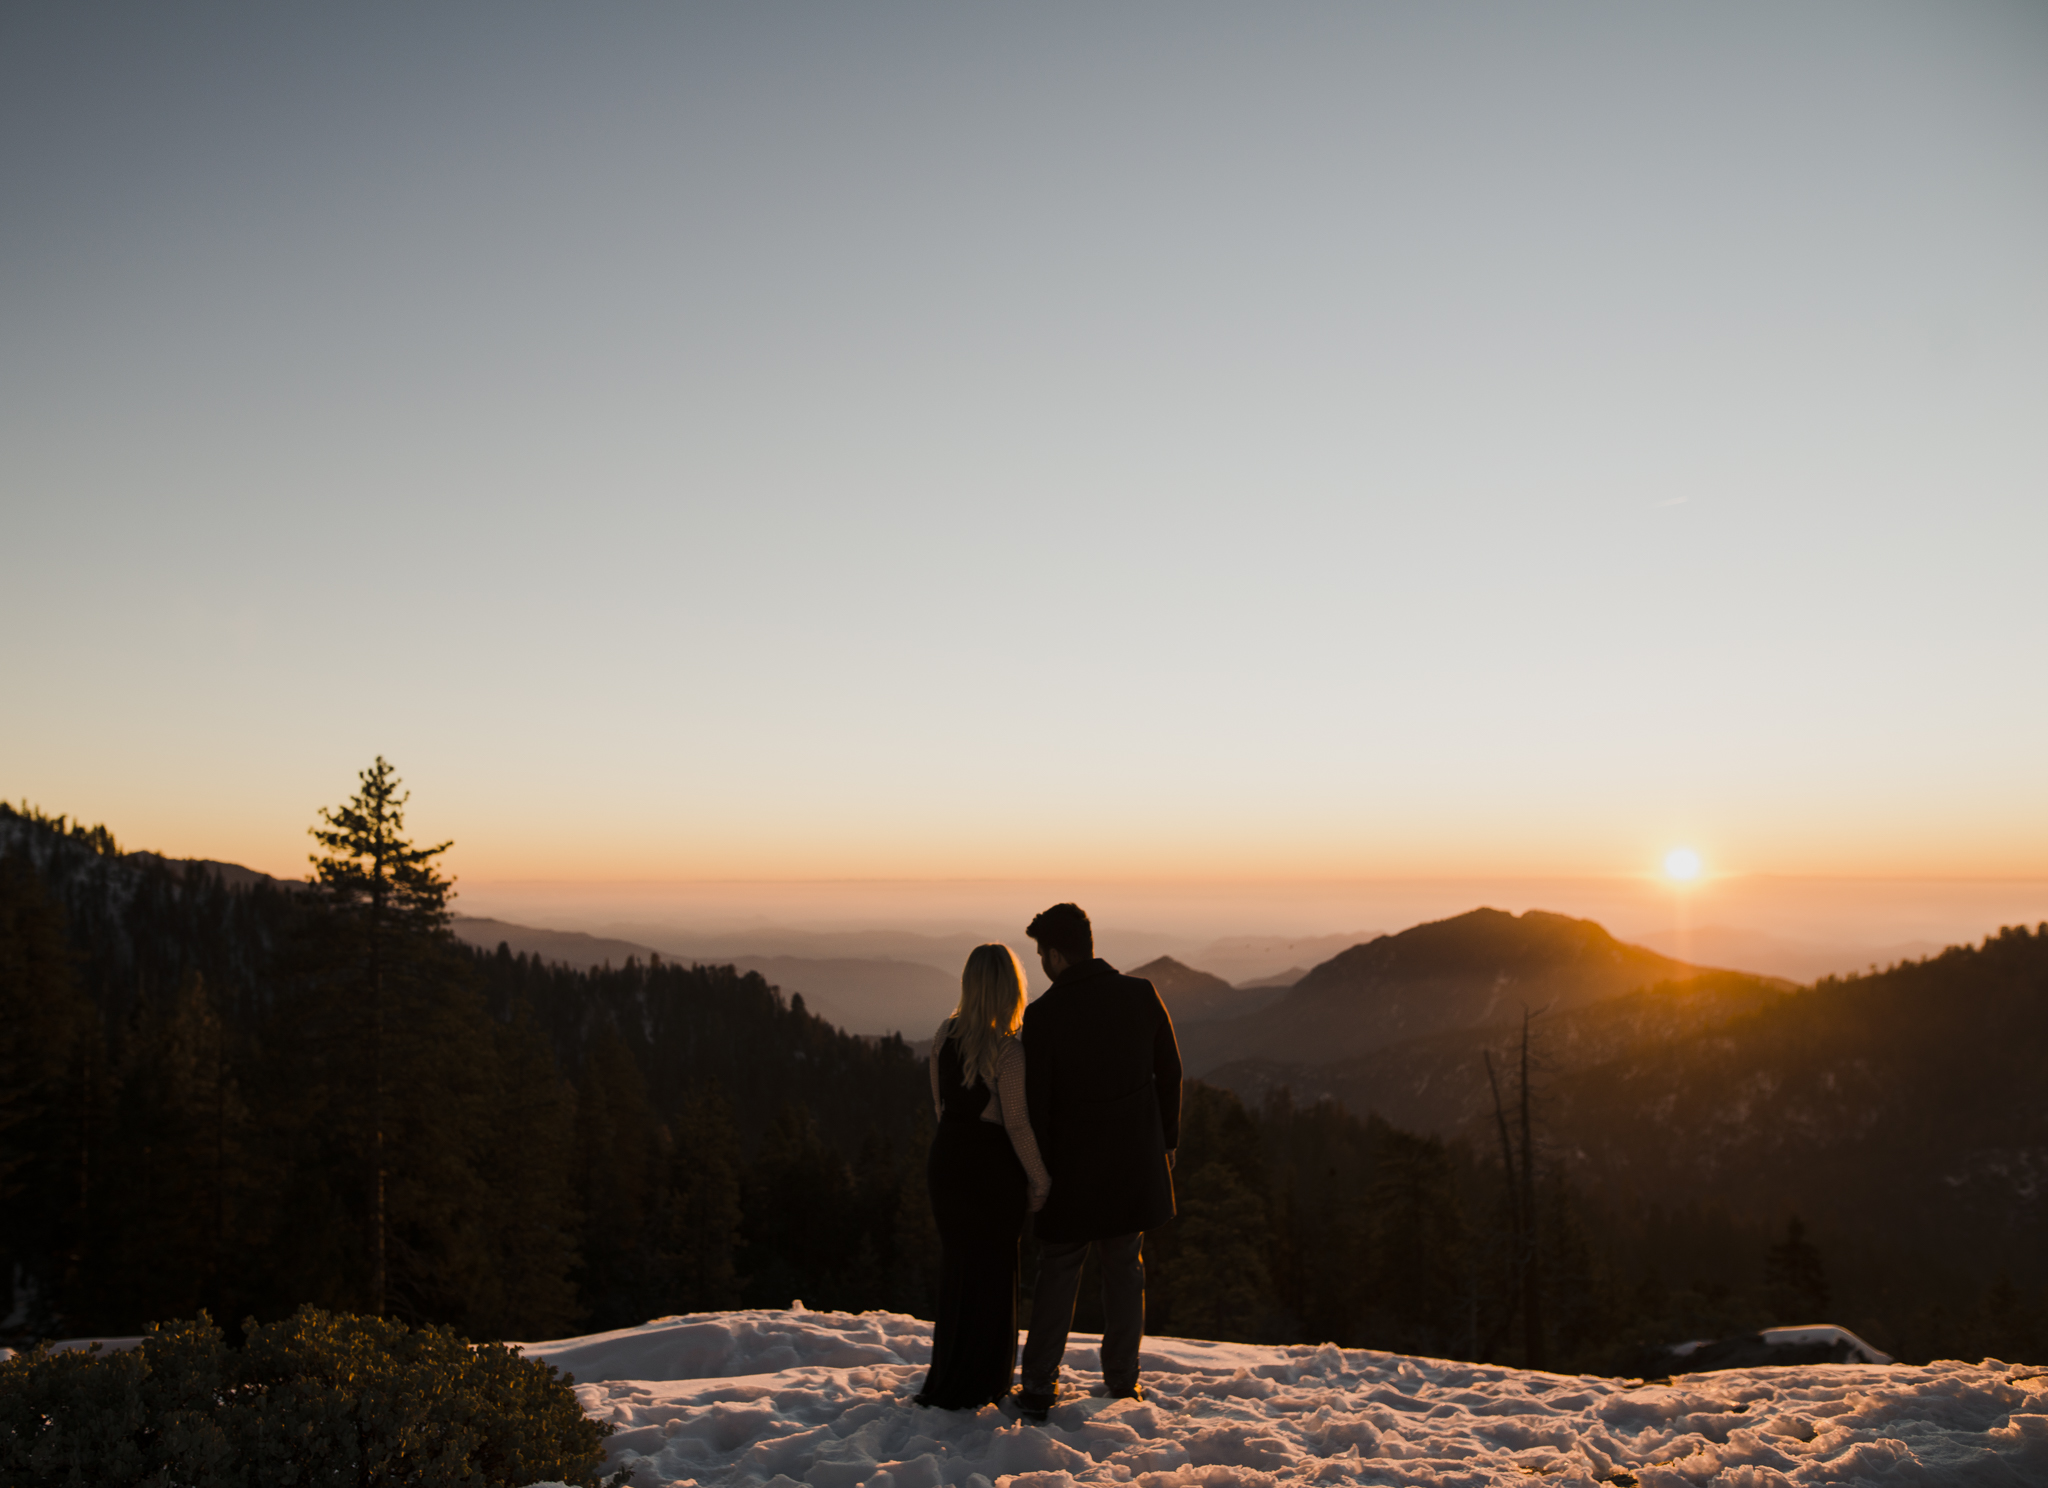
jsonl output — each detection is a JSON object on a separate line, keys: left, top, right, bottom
{"left": 916, "top": 1034, "right": 1028, "bottom": 1409}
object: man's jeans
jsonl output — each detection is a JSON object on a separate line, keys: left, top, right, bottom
{"left": 1021, "top": 1233, "right": 1144, "bottom": 1394}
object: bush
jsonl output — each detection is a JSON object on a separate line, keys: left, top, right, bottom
{"left": 0, "top": 1307, "right": 613, "bottom": 1487}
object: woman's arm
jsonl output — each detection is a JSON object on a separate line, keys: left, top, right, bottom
{"left": 928, "top": 1019, "right": 950, "bottom": 1119}
{"left": 994, "top": 1039, "right": 1052, "bottom": 1210}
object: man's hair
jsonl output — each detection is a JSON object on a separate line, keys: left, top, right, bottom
{"left": 1026, "top": 902, "right": 1093, "bottom": 963}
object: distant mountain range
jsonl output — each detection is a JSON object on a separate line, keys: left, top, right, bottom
{"left": 449, "top": 917, "right": 955, "bottom": 1038}
{"left": 1177, "top": 907, "right": 1717, "bottom": 1075}
{"left": 447, "top": 923, "right": 1298, "bottom": 1038}
{"left": 63, "top": 835, "right": 2043, "bottom": 1274}
{"left": 1522, "top": 930, "right": 2048, "bottom": 1278}
{"left": 1126, "top": 955, "right": 1287, "bottom": 1024}
{"left": 1203, "top": 967, "right": 1791, "bottom": 1139}
{"left": 1179, "top": 931, "right": 1381, "bottom": 987}
{"left": 13, "top": 803, "right": 2044, "bottom": 1318}
{"left": 1166, "top": 902, "right": 2047, "bottom": 1282}
{"left": 1624, "top": 923, "right": 1944, "bottom": 983}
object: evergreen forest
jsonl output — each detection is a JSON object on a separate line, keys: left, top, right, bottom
{"left": 3, "top": 780, "right": 2043, "bottom": 1374}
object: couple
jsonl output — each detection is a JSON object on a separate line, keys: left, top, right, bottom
{"left": 914, "top": 902, "right": 1183, "bottom": 1421}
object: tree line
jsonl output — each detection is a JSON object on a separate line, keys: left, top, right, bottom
{"left": 0, "top": 773, "right": 933, "bottom": 1345}
{"left": 3, "top": 772, "right": 2042, "bottom": 1369}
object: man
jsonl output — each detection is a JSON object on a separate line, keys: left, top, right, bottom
{"left": 1013, "top": 902, "right": 1182, "bottom": 1421}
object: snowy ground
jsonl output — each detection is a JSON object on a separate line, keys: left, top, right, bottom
{"left": 518, "top": 1307, "right": 2048, "bottom": 1488}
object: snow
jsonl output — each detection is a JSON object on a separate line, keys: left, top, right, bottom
{"left": 517, "top": 1308, "right": 2048, "bottom": 1488}
{"left": 1758, "top": 1327, "right": 1893, "bottom": 1366}
{"left": 1667, "top": 1327, "right": 1892, "bottom": 1366}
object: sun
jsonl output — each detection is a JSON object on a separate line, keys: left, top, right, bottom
{"left": 1664, "top": 847, "right": 1702, "bottom": 881}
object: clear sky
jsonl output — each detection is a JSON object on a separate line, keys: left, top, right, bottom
{"left": 5, "top": 2, "right": 2046, "bottom": 912}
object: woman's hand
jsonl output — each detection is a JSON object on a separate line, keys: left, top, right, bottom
{"left": 1029, "top": 1181, "right": 1051, "bottom": 1213}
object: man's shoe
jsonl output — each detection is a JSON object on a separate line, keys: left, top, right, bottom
{"left": 1007, "top": 1386, "right": 1056, "bottom": 1423}
{"left": 1095, "top": 1381, "right": 1145, "bottom": 1402}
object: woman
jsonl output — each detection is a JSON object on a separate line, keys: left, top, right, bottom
{"left": 914, "top": 942, "right": 1052, "bottom": 1410}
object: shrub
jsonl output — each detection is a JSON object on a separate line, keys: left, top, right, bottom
{"left": 0, "top": 1307, "right": 613, "bottom": 1487}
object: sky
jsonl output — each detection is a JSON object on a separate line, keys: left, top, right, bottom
{"left": 5, "top": 2, "right": 2046, "bottom": 939}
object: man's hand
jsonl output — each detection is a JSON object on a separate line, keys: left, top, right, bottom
{"left": 1166, "top": 1148, "right": 1176, "bottom": 1171}
{"left": 1029, "top": 1181, "right": 1051, "bottom": 1213}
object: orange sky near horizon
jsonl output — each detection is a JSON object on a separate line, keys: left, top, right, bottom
{"left": 35, "top": 763, "right": 2048, "bottom": 892}
{"left": 26, "top": 766, "right": 2045, "bottom": 958}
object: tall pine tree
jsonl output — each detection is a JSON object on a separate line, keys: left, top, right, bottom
{"left": 306, "top": 756, "right": 454, "bottom": 1317}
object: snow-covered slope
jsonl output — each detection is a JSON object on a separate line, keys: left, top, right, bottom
{"left": 519, "top": 1308, "right": 2048, "bottom": 1488}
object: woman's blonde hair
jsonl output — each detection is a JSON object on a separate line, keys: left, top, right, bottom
{"left": 945, "top": 943, "right": 1028, "bottom": 1089}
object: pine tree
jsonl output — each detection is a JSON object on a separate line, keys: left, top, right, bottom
{"left": 665, "top": 1088, "right": 743, "bottom": 1313}
{"left": 1764, "top": 1217, "right": 1830, "bottom": 1321}
{"left": 573, "top": 1026, "right": 661, "bottom": 1329}
{"left": 0, "top": 854, "right": 89, "bottom": 1203}
{"left": 466, "top": 1000, "right": 583, "bottom": 1340}
{"left": 101, "top": 969, "right": 251, "bottom": 1326}
{"left": 742, "top": 1104, "right": 854, "bottom": 1310}
{"left": 885, "top": 1109, "right": 940, "bottom": 1318}
{"left": 1170, "top": 1161, "right": 1275, "bottom": 1342}
{"left": 0, "top": 851, "right": 96, "bottom": 1335}
{"left": 306, "top": 756, "right": 453, "bottom": 1317}
{"left": 1360, "top": 1128, "right": 1469, "bottom": 1357}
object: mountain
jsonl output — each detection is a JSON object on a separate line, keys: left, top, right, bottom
{"left": 125, "top": 853, "right": 298, "bottom": 894}
{"left": 563, "top": 924, "right": 1186, "bottom": 979}
{"left": 1177, "top": 907, "right": 1706, "bottom": 1075}
{"left": 1183, "top": 931, "right": 1380, "bottom": 986}
{"left": 1625, "top": 923, "right": 1945, "bottom": 984}
{"left": 449, "top": 916, "right": 954, "bottom": 1037}
{"left": 1206, "top": 922, "right": 2048, "bottom": 1290}
{"left": 1236, "top": 965, "right": 1308, "bottom": 989}
{"left": 1541, "top": 927, "right": 2048, "bottom": 1270}
{"left": 1127, "top": 955, "right": 1285, "bottom": 1024}
{"left": 1201, "top": 968, "right": 1793, "bottom": 1139}
{"left": 718, "top": 955, "right": 955, "bottom": 1038}
{"left": 592, "top": 924, "right": 991, "bottom": 978}
{"left": 452, "top": 915, "right": 663, "bottom": 970}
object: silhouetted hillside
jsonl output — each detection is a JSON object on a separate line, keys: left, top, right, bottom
{"left": 1204, "top": 968, "right": 1792, "bottom": 1139}
{"left": 1236, "top": 965, "right": 1308, "bottom": 989}
{"left": 1543, "top": 927, "right": 2048, "bottom": 1278}
{"left": 1128, "top": 955, "right": 1284, "bottom": 1024}
{"left": 1180, "top": 907, "right": 1706, "bottom": 1074}
{"left": 449, "top": 916, "right": 954, "bottom": 1037}
{"left": 1207, "top": 924, "right": 2048, "bottom": 1315}
{"left": 718, "top": 955, "right": 954, "bottom": 1038}
{"left": 0, "top": 802, "right": 930, "bottom": 1341}
{"left": 451, "top": 915, "right": 664, "bottom": 970}
{"left": 1183, "top": 931, "right": 1379, "bottom": 986}
{"left": 1628, "top": 923, "right": 1943, "bottom": 984}
{"left": 11, "top": 801, "right": 2045, "bottom": 1367}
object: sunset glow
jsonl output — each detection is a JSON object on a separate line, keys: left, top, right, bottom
{"left": 1664, "top": 849, "right": 1702, "bottom": 882}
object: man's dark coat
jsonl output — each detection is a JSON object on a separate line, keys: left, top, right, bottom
{"left": 1022, "top": 958, "right": 1183, "bottom": 1243}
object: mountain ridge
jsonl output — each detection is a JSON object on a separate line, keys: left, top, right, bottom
{"left": 1127, "top": 954, "right": 1285, "bottom": 1024}
{"left": 1179, "top": 906, "right": 1712, "bottom": 1075}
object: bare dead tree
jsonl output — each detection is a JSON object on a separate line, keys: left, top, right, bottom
{"left": 1518, "top": 1008, "right": 1544, "bottom": 1370}
{"left": 1482, "top": 1009, "right": 1547, "bottom": 1370}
